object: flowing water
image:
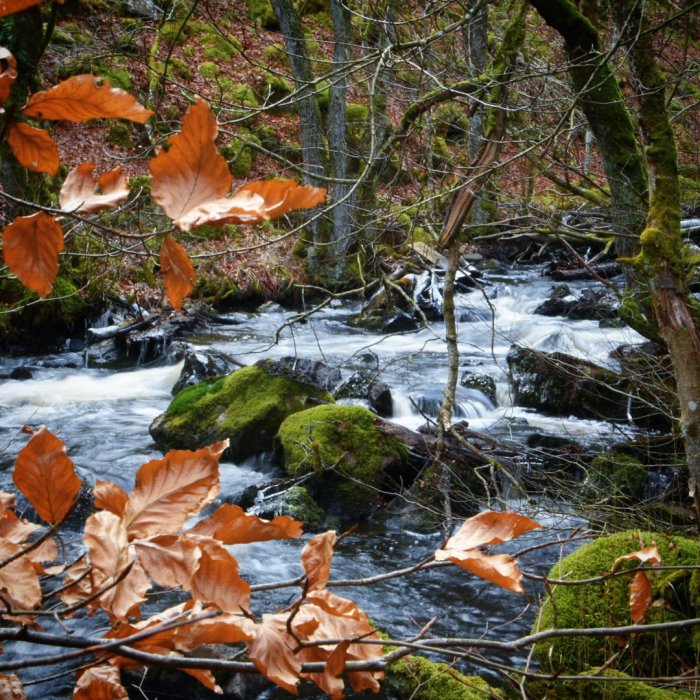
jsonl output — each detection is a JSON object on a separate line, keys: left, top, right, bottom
{"left": 0, "top": 264, "right": 647, "bottom": 698}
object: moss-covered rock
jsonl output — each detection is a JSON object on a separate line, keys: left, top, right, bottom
{"left": 276, "top": 404, "right": 407, "bottom": 520}
{"left": 276, "top": 484, "right": 327, "bottom": 531}
{"left": 581, "top": 451, "right": 648, "bottom": 508}
{"left": 386, "top": 655, "right": 503, "bottom": 699}
{"left": 149, "top": 361, "right": 334, "bottom": 460}
{"left": 533, "top": 530, "right": 700, "bottom": 678}
{"left": 530, "top": 668, "right": 694, "bottom": 699}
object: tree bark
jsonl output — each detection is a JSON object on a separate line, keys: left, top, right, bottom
{"left": 610, "top": 1, "right": 700, "bottom": 527}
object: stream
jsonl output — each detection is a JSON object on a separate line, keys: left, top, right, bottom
{"left": 0, "top": 263, "right": 648, "bottom": 698}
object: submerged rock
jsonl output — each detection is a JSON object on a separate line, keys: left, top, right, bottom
{"left": 276, "top": 404, "right": 408, "bottom": 521}
{"left": 534, "top": 284, "right": 617, "bottom": 321}
{"left": 335, "top": 369, "right": 393, "bottom": 416}
{"left": 149, "top": 360, "right": 333, "bottom": 460}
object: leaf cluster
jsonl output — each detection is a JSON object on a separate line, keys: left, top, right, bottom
{"left": 0, "top": 424, "right": 545, "bottom": 698}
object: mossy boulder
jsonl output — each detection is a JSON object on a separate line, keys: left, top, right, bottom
{"left": 533, "top": 530, "right": 700, "bottom": 678}
{"left": 386, "top": 655, "right": 503, "bottom": 699}
{"left": 530, "top": 668, "right": 694, "bottom": 699}
{"left": 149, "top": 361, "right": 334, "bottom": 460}
{"left": 276, "top": 405, "right": 408, "bottom": 520}
{"left": 580, "top": 451, "right": 648, "bottom": 509}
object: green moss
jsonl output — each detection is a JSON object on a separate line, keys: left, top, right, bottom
{"left": 262, "top": 72, "right": 294, "bottom": 103}
{"left": 151, "top": 363, "right": 334, "bottom": 459}
{"left": 581, "top": 451, "right": 647, "bottom": 506}
{"left": 386, "top": 655, "right": 502, "bottom": 700}
{"left": 166, "top": 57, "right": 193, "bottom": 82}
{"left": 433, "top": 103, "right": 469, "bottom": 144}
{"left": 96, "top": 68, "right": 132, "bottom": 91}
{"left": 533, "top": 668, "right": 693, "bottom": 699}
{"left": 279, "top": 485, "right": 326, "bottom": 530}
{"left": 107, "top": 122, "right": 132, "bottom": 148}
{"left": 189, "top": 22, "right": 242, "bottom": 62}
{"left": 198, "top": 62, "right": 219, "bottom": 80}
{"left": 221, "top": 130, "right": 261, "bottom": 179}
{"left": 262, "top": 43, "right": 288, "bottom": 67}
{"left": 534, "top": 530, "right": 700, "bottom": 678}
{"left": 251, "top": 123, "right": 279, "bottom": 151}
{"left": 246, "top": 0, "right": 279, "bottom": 29}
{"left": 277, "top": 405, "right": 407, "bottom": 519}
{"left": 346, "top": 102, "right": 368, "bottom": 146}
{"left": 159, "top": 20, "right": 192, "bottom": 46}
{"left": 226, "top": 83, "right": 258, "bottom": 108}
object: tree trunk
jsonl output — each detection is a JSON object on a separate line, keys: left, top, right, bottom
{"left": 610, "top": 1, "right": 700, "bottom": 527}
{"left": 527, "top": 0, "right": 649, "bottom": 260}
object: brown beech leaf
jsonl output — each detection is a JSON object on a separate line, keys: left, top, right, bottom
{"left": 182, "top": 669, "right": 221, "bottom": 695}
{"left": 188, "top": 538, "right": 251, "bottom": 612}
{"left": 0, "top": 509, "right": 41, "bottom": 544}
{"left": 57, "top": 557, "right": 92, "bottom": 612}
{"left": 442, "top": 510, "right": 542, "bottom": 552}
{"left": 13, "top": 426, "right": 80, "bottom": 524}
{"left": 149, "top": 100, "right": 325, "bottom": 231}
{"left": 94, "top": 479, "right": 129, "bottom": 516}
{"left": 306, "top": 589, "right": 364, "bottom": 620}
{"left": 0, "top": 0, "right": 42, "bottom": 17}
{"left": 21, "top": 74, "right": 153, "bottom": 123}
{"left": 237, "top": 178, "right": 326, "bottom": 219}
{"left": 612, "top": 545, "right": 662, "bottom": 571}
{"left": 0, "top": 491, "right": 16, "bottom": 510}
{"left": 134, "top": 534, "right": 194, "bottom": 590}
{"left": 173, "top": 610, "right": 256, "bottom": 651}
{"left": 0, "top": 47, "right": 17, "bottom": 107}
{"left": 0, "top": 540, "right": 41, "bottom": 611}
{"left": 301, "top": 530, "right": 337, "bottom": 592}
{"left": 74, "top": 665, "right": 127, "bottom": 700}
{"left": 434, "top": 548, "right": 525, "bottom": 593}
{"left": 191, "top": 503, "right": 303, "bottom": 544}
{"left": 84, "top": 510, "right": 150, "bottom": 621}
{"left": 149, "top": 100, "right": 233, "bottom": 228}
{"left": 123, "top": 440, "right": 227, "bottom": 540}
{"left": 247, "top": 614, "right": 302, "bottom": 695}
{"left": 2, "top": 212, "right": 64, "bottom": 298}
{"left": 59, "top": 163, "right": 129, "bottom": 213}
{"left": 160, "top": 236, "right": 195, "bottom": 310}
{"left": 630, "top": 570, "right": 653, "bottom": 623}
{"left": 7, "top": 123, "right": 60, "bottom": 175}
{"left": 0, "top": 673, "right": 27, "bottom": 700}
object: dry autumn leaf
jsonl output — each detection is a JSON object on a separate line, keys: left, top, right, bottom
{"left": 73, "top": 665, "right": 128, "bottom": 700}
{"left": 434, "top": 548, "right": 526, "bottom": 593}
{"left": 434, "top": 511, "right": 542, "bottom": 594}
{"left": 0, "top": 47, "right": 17, "bottom": 107}
{"left": 94, "top": 479, "right": 129, "bottom": 517}
{"left": 190, "top": 503, "right": 303, "bottom": 544}
{"left": 0, "top": 540, "right": 41, "bottom": 612}
{"left": 13, "top": 427, "right": 80, "bottom": 524}
{"left": 134, "top": 534, "right": 193, "bottom": 590}
{"left": 612, "top": 545, "right": 662, "bottom": 571}
{"left": 187, "top": 538, "right": 251, "bottom": 612}
{"left": 172, "top": 610, "right": 256, "bottom": 651}
{"left": 629, "top": 570, "right": 653, "bottom": 623}
{"left": 7, "top": 123, "right": 60, "bottom": 175}
{"left": 160, "top": 236, "right": 196, "bottom": 310}
{"left": 149, "top": 99, "right": 325, "bottom": 230}
{"left": 59, "top": 163, "right": 129, "bottom": 213}
{"left": 123, "top": 440, "right": 227, "bottom": 540}
{"left": 0, "top": 0, "right": 42, "bottom": 18}
{"left": 247, "top": 614, "right": 302, "bottom": 695}
{"left": 0, "top": 673, "right": 26, "bottom": 700}
{"left": 21, "top": 74, "right": 153, "bottom": 123}
{"left": 2, "top": 212, "right": 64, "bottom": 298}
{"left": 84, "top": 510, "right": 150, "bottom": 620}
{"left": 302, "top": 530, "right": 337, "bottom": 592}
{"left": 442, "top": 510, "right": 542, "bottom": 551}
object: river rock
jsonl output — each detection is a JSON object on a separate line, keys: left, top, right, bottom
{"left": 278, "top": 356, "right": 342, "bottom": 391}
{"left": 506, "top": 345, "right": 628, "bottom": 420}
{"left": 170, "top": 349, "right": 243, "bottom": 395}
{"left": 533, "top": 531, "right": 700, "bottom": 679}
{"left": 276, "top": 404, "right": 409, "bottom": 521}
{"left": 334, "top": 370, "right": 393, "bottom": 416}
{"left": 460, "top": 370, "right": 497, "bottom": 404}
{"left": 534, "top": 284, "right": 617, "bottom": 321}
{"left": 149, "top": 359, "right": 334, "bottom": 460}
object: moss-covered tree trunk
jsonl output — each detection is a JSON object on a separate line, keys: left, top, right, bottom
{"left": 527, "top": 0, "right": 649, "bottom": 260}
{"left": 610, "top": 1, "right": 700, "bottom": 526}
